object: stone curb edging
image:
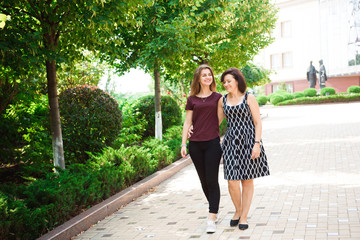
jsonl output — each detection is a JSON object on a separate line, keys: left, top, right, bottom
{"left": 37, "top": 156, "right": 192, "bottom": 240}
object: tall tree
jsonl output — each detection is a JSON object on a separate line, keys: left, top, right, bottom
{"left": 119, "top": 0, "right": 194, "bottom": 140}
{"left": 121, "top": 0, "right": 277, "bottom": 140}
{"left": 241, "top": 63, "right": 272, "bottom": 88}
{"left": 0, "top": 0, "right": 147, "bottom": 169}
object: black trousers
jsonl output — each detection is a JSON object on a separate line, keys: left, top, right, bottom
{"left": 189, "top": 137, "right": 222, "bottom": 214}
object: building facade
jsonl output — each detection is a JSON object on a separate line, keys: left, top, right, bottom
{"left": 254, "top": 0, "right": 360, "bottom": 95}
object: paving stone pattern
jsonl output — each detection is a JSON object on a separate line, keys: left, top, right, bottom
{"left": 74, "top": 102, "right": 360, "bottom": 240}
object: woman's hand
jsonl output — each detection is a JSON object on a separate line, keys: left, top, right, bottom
{"left": 181, "top": 110, "right": 193, "bottom": 159}
{"left": 251, "top": 144, "right": 260, "bottom": 159}
{"left": 181, "top": 145, "right": 188, "bottom": 158}
{"left": 188, "top": 125, "right": 193, "bottom": 138}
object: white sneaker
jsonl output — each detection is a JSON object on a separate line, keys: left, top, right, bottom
{"left": 215, "top": 213, "right": 219, "bottom": 223}
{"left": 206, "top": 219, "right": 216, "bottom": 233}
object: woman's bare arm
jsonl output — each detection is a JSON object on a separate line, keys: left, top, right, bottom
{"left": 247, "top": 94, "right": 262, "bottom": 159}
{"left": 181, "top": 110, "right": 193, "bottom": 158}
{"left": 218, "top": 97, "right": 225, "bottom": 126}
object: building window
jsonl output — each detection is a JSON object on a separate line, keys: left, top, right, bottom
{"left": 272, "top": 23, "right": 281, "bottom": 38}
{"left": 271, "top": 52, "right": 293, "bottom": 69}
{"left": 281, "top": 21, "right": 291, "bottom": 38}
{"left": 282, "top": 52, "right": 293, "bottom": 68}
{"left": 270, "top": 54, "right": 282, "bottom": 69}
{"left": 272, "top": 83, "right": 293, "bottom": 94}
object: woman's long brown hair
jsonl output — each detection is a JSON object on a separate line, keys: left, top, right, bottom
{"left": 190, "top": 64, "right": 217, "bottom": 96}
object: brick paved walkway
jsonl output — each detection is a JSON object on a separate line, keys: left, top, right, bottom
{"left": 74, "top": 102, "right": 360, "bottom": 240}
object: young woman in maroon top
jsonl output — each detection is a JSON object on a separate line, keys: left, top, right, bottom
{"left": 181, "top": 64, "right": 222, "bottom": 234}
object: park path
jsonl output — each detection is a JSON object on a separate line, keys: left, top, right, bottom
{"left": 74, "top": 102, "right": 360, "bottom": 240}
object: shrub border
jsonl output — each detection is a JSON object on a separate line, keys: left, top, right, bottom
{"left": 276, "top": 94, "right": 360, "bottom": 106}
{"left": 38, "top": 156, "right": 192, "bottom": 240}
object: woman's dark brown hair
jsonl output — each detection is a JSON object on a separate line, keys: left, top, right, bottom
{"left": 220, "top": 68, "right": 247, "bottom": 93}
{"left": 190, "top": 64, "right": 217, "bottom": 96}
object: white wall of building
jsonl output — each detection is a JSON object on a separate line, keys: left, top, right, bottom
{"left": 320, "top": 0, "right": 360, "bottom": 76}
{"left": 255, "top": 0, "right": 320, "bottom": 83}
{"left": 254, "top": 0, "right": 360, "bottom": 86}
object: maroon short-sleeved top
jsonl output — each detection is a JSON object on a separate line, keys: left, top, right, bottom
{"left": 185, "top": 92, "right": 222, "bottom": 141}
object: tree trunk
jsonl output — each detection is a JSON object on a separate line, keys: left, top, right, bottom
{"left": 154, "top": 63, "right": 162, "bottom": 140}
{"left": 46, "top": 60, "right": 65, "bottom": 170}
{"left": 0, "top": 77, "right": 18, "bottom": 116}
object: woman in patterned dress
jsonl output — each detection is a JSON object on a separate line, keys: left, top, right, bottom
{"left": 218, "top": 68, "right": 270, "bottom": 230}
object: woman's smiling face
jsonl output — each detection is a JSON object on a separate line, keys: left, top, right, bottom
{"left": 199, "top": 68, "right": 213, "bottom": 87}
{"left": 222, "top": 74, "right": 238, "bottom": 93}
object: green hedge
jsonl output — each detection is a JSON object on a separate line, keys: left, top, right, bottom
{"left": 284, "top": 93, "right": 294, "bottom": 101}
{"left": 268, "top": 90, "right": 293, "bottom": 105}
{"left": 320, "top": 87, "right": 336, "bottom": 96}
{"left": 273, "top": 89, "right": 288, "bottom": 95}
{"left": 162, "top": 125, "right": 183, "bottom": 161}
{"left": 270, "top": 95, "right": 285, "bottom": 105}
{"left": 276, "top": 93, "right": 360, "bottom": 106}
{"left": 293, "top": 92, "right": 305, "bottom": 98}
{"left": 113, "top": 100, "right": 147, "bottom": 147}
{"left": 133, "top": 95, "right": 182, "bottom": 138}
{"left": 256, "top": 96, "right": 268, "bottom": 106}
{"left": 0, "top": 94, "right": 52, "bottom": 166}
{"left": 303, "top": 88, "right": 317, "bottom": 97}
{"left": 0, "top": 126, "right": 183, "bottom": 240}
{"left": 0, "top": 162, "right": 125, "bottom": 240}
{"left": 348, "top": 85, "right": 360, "bottom": 93}
{"left": 59, "top": 85, "right": 122, "bottom": 163}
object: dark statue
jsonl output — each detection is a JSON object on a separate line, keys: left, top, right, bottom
{"left": 306, "top": 61, "right": 317, "bottom": 88}
{"left": 318, "top": 59, "right": 327, "bottom": 89}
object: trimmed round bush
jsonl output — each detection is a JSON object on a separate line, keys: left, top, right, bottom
{"left": 266, "top": 93, "right": 273, "bottom": 102}
{"left": 270, "top": 95, "right": 285, "bottom": 105}
{"left": 282, "top": 93, "right": 294, "bottom": 101}
{"left": 348, "top": 85, "right": 360, "bottom": 93}
{"left": 320, "top": 87, "right": 336, "bottom": 96}
{"left": 293, "top": 92, "right": 305, "bottom": 98}
{"left": 268, "top": 90, "right": 292, "bottom": 105}
{"left": 274, "top": 89, "right": 288, "bottom": 95}
{"left": 271, "top": 90, "right": 293, "bottom": 101}
{"left": 256, "top": 96, "right": 268, "bottom": 106}
{"left": 133, "top": 95, "right": 182, "bottom": 138}
{"left": 303, "top": 88, "right": 317, "bottom": 97}
{"left": 59, "top": 85, "right": 122, "bottom": 163}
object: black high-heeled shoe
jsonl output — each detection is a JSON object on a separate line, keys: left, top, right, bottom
{"left": 230, "top": 218, "right": 240, "bottom": 227}
{"left": 239, "top": 223, "right": 248, "bottom": 230}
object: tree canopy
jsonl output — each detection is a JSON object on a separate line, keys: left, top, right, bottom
{"left": 241, "top": 63, "right": 272, "bottom": 88}
{"left": 112, "top": 0, "right": 277, "bottom": 139}
{"left": 0, "top": 0, "right": 147, "bottom": 76}
{"left": 119, "top": 0, "right": 277, "bottom": 93}
{"left": 0, "top": 0, "right": 149, "bottom": 168}
{"left": 1, "top": 0, "right": 277, "bottom": 164}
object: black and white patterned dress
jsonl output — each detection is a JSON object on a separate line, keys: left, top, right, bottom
{"left": 222, "top": 92, "right": 270, "bottom": 180}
